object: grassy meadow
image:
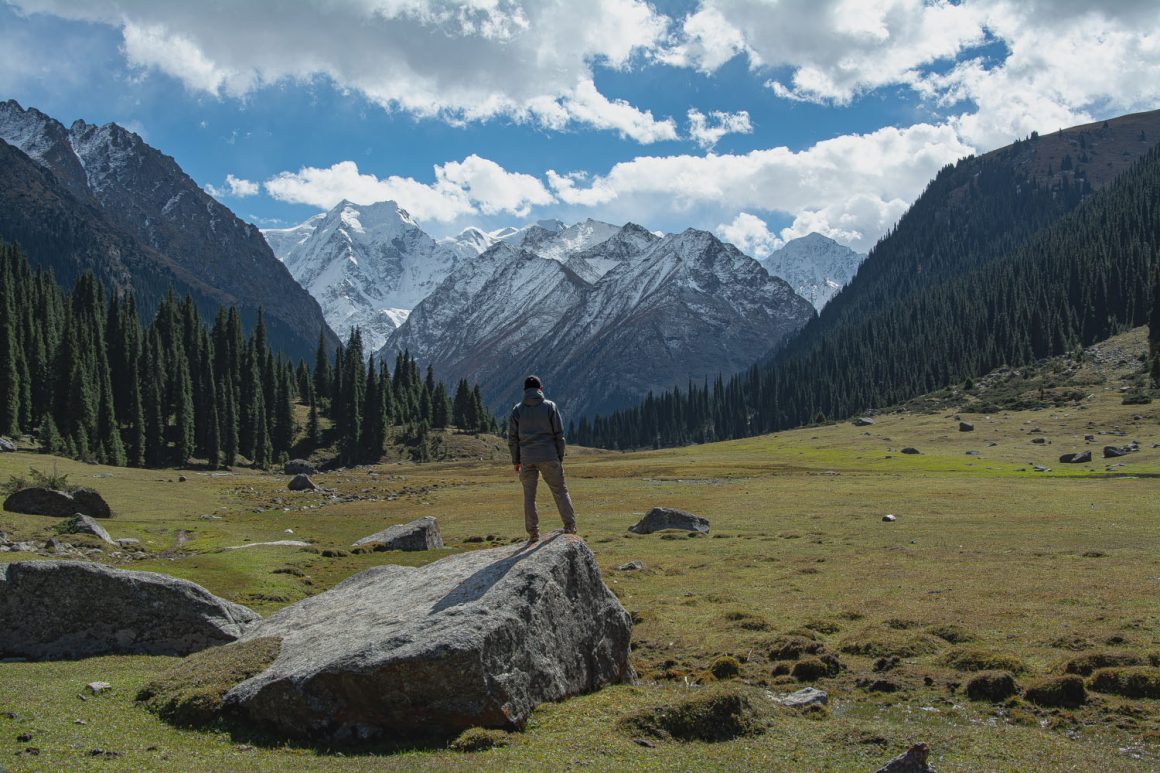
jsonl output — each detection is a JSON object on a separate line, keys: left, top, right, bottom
{"left": 1, "top": 332, "right": 1158, "bottom": 771}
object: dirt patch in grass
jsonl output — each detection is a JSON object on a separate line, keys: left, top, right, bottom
{"left": 1024, "top": 675, "right": 1087, "bottom": 708}
{"left": 838, "top": 627, "right": 943, "bottom": 659}
{"left": 965, "top": 671, "right": 1018, "bottom": 702}
{"left": 1063, "top": 651, "right": 1145, "bottom": 676}
{"left": 1088, "top": 667, "right": 1160, "bottom": 699}
{"left": 943, "top": 648, "right": 1026, "bottom": 673}
{"left": 617, "top": 685, "right": 772, "bottom": 742}
{"left": 137, "top": 637, "right": 281, "bottom": 726}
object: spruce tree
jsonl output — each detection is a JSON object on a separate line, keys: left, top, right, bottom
{"left": 272, "top": 363, "right": 295, "bottom": 461}
{"left": 173, "top": 352, "right": 195, "bottom": 465}
{"left": 313, "top": 327, "right": 330, "bottom": 406}
{"left": 432, "top": 382, "right": 451, "bottom": 429}
{"left": 1150, "top": 268, "right": 1160, "bottom": 357}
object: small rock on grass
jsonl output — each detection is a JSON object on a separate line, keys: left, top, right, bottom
{"left": 86, "top": 682, "right": 112, "bottom": 695}
{"left": 875, "top": 742, "right": 935, "bottom": 773}
{"left": 882, "top": 514, "right": 897, "bottom": 522}
{"left": 773, "top": 687, "right": 827, "bottom": 708}
{"left": 618, "top": 561, "right": 644, "bottom": 571}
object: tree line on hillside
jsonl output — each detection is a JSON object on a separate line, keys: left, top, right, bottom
{"left": 574, "top": 140, "right": 1160, "bottom": 450}
{"left": 0, "top": 241, "right": 497, "bottom": 468}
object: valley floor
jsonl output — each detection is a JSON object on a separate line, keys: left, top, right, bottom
{"left": 2, "top": 332, "right": 1158, "bottom": 771}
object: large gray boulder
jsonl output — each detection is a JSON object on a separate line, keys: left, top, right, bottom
{"left": 0, "top": 437, "right": 15, "bottom": 452}
{"left": 220, "top": 535, "right": 633, "bottom": 741}
{"left": 284, "top": 459, "right": 316, "bottom": 475}
{"left": 59, "top": 514, "right": 114, "bottom": 545}
{"left": 353, "top": 516, "right": 443, "bottom": 550}
{"left": 875, "top": 742, "right": 936, "bottom": 773}
{"left": 628, "top": 507, "right": 710, "bottom": 534}
{"left": 1060, "top": 451, "right": 1092, "bottom": 464}
{"left": 3, "top": 486, "right": 112, "bottom": 518}
{"left": 287, "top": 474, "right": 316, "bottom": 491}
{"left": 0, "top": 561, "right": 259, "bottom": 659}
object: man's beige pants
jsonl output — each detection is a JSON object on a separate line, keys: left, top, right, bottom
{"left": 519, "top": 460, "right": 576, "bottom": 534}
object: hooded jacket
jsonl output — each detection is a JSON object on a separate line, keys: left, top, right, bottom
{"left": 508, "top": 388, "right": 566, "bottom": 465}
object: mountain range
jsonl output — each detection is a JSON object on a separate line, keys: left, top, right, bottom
{"left": 760, "top": 233, "right": 864, "bottom": 311}
{"left": 380, "top": 223, "right": 815, "bottom": 417}
{"left": 0, "top": 100, "right": 336, "bottom": 360}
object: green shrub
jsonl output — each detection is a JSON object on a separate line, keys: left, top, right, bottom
{"left": 965, "top": 671, "right": 1018, "bottom": 702}
{"left": 1024, "top": 675, "right": 1087, "bottom": 708}
{"left": 1088, "top": 668, "right": 1160, "bottom": 699}
{"left": 137, "top": 637, "right": 282, "bottom": 726}
{"left": 710, "top": 656, "right": 742, "bottom": 680}
{"left": 618, "top": 685, "right": 770, "bottom": 742}
{"left": 944, "top": 648, "right": 1026, "bottom": 673}
{"left": 449, "top": 727, "right": 511, "bottom": 752}
{"left": 1063, "top": 651, "right": 1143, "bottom": 676}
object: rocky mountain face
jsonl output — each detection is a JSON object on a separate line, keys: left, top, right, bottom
{"left": 0, "top": 100, "right": 336, "bottom": 359}
{"left": 263, "top": 200, "right": 462, "bottom": 353}
{"left": 760, "top": 233, "right": 865, "bottom": 311}
{"left": 381, "top": 223, "right": 815, "bottom": 418}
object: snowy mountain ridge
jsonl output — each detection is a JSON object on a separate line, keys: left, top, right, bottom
{"left": 759, "top": 232, "right": 865, "bottom": 311}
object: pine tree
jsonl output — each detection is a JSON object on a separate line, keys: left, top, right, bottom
{"left": 272, "top": 363, "right": 295, "bottom": 461}
{"left": 313, "top": 327, "right": 330, "bottom": 406}
{"left": 306, "top": 386, "right": 320, "bottom": 447}
{"left": 338, "top": 329, "right": 365, "bottom": 464}
{"left": 452, "top": 379, "right": 471, "bottom": 429}
{"left": 1149, "top": 268, "right": 1160, "bottom": 357}
{"left": 142, "top": 335, "right": 167, "bottom": 467}
{"left": 432, "top": 382, "right": 451, "bottom": 429}
{"left": 173, "top": 352, "right": 195, "bottom": 465}
{"left": 38, "top": 412, "right": 61, "bottom": 454}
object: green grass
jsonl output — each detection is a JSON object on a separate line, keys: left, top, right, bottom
{"left": 2, "top": 330, "right": 1159, "bottom": 770}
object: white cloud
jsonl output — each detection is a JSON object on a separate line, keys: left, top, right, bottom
{"left": 264, "top": 155, "right": 554, "bottom": 223}
{"left": 687, "top": 108, "right": 752, "bottom": 148}
{"left": 204, "top": 173, "right": 258, "bottom": 199}
{"left": 717, "top": 212, "right": 781, "bottom": 258}
{"left": 550, "top": 122, "right": 972, "bottom": 252}
{"left": 11, "top": 0, "right": 678, "bottom": 143}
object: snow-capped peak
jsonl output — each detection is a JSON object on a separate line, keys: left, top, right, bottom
{"left": 759, "top": 232, "right": 865, "bottom": 311}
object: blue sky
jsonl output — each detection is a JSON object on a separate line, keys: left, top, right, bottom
{"left": 3, "top": 0, "right": 1159, "bottom": 256}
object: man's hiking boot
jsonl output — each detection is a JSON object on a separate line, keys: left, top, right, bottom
{"left": 527, "top": 530, "right": 540, "bottom": 543}
{"left": 563, "top": 525, "right": 577, "bottom": 535}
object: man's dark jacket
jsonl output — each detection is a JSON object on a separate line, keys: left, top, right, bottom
{"left": 508, "top": 388, "right": 566, "bottom": 464}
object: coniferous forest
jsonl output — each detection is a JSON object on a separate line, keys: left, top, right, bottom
{"left": 574, "top": 137, "right": 1160, "bottom": 450}
{"left": 0, "top": 242, "right": 497, "bottom": 468}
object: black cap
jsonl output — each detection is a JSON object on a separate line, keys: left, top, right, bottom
{"left": 524, "top": 375, "right": 542, "bottom": 390}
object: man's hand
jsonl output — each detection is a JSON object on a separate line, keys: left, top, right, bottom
{"left": 514, "top": 464, "right": 521, "bottom": 474}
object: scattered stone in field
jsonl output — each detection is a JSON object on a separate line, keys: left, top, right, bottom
{"left": 964, "top": 671, "right": 1018, "bottom": 701}
{"left": 853, "top": 417, "right": 875, "bottom": 426}
{"left": 352, "top": 516, "right": 443, "bottom": 551}
{"left": 168, "top": 536, "right": 632, "bottom": 742}
{"left": 59, "top": 515, "right": 114, "bottom": 545}
{"left": 632, "top": 737, "right": 656, "bottom": 748}
{"left": 900, "top": 448, "right": 920, "bottom": 455}
{"left": 1024, "top": 675, "right": 1087, "bottom": 708}
{"left": 284, "top": 459, "right": 317, "bottom": 475}
{"left": 114, "top": 538, "right": 140, "bottom": 547}
{"left": 856, "top": 677, "right": 901, "bottom": 693}
{"left": 874, "top": 742, "right": 936, "bottom": 773}
{"left": 320, "top": 549, "right": 350, "bottom": 558}
{"left": 1059, "top": 451, "right": 1092, "bottom": 463}
{"left": 628, "top": 507, "right": 710, "bottom": 535}
{"left": 178, "top": 476, "right": 187, "bottom": 483}
{"left": 287, "top": 475, "right": 317, "bottom": 491}
{"left": 1088, "top": 667, "right": 1160, "bottom": 699}
{"left": 3, "top": 486, "right": 112, "bottom": 518}
{"left": 86, "top": 681, "right": 112, "bottom": 695}
{"left": 959, "top": 422, "right": 974, "bottom": 432}
{"left": 618, "top": 561, "right": 644, "bottom": 571}
{"left": 1085, "top": 434, "right": 1096, "bottom": 442}
{"left": 773, "top": 686, "right": 827, "bottom": 708}
{"left": 619, "top": 685, "right": 769, "bottom": 741}
{"left": 449, "top": 727, "right": 511, "bottom": 752}
{"left": 1031, "top": 437, "right": 1048, "bottom": 445}
{"left": 1034, "top": 465, "right": 1049, "bottom": 472}
{"left": 17, "top": 732, "right": 33, "bottom": 742}
{"left": 882, "top": 514, "right": 897, "bottom": 522}
{"left": 223, "top": 541, "right": 311, "bottom": 551}
{"left": 0, "top": 561, "right": 259, "bottom": 659}
{"left": 0, "top": 437, "right": 16, "bottom": 452}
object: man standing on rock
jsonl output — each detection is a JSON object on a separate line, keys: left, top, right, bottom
{"left": 509, "top": 375, "right": 577, "bottom": 542}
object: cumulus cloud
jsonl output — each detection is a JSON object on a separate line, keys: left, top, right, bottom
{"left": 717, "top": 212, "right": 781, "bottom": 258}
{"left": 687, "top": 109, "right": 752, "bottom": 148}
{"left": 204, "top": 173, "right": 259, "bottom": 199}
{"left": 10, "top": 0, "right": 679, "bottom": 143}
{"left": 550, "top": 122, "right": 972, "bottom": 252}
{"left": 264, "top": 155, "right": 554, "bottom": 223}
